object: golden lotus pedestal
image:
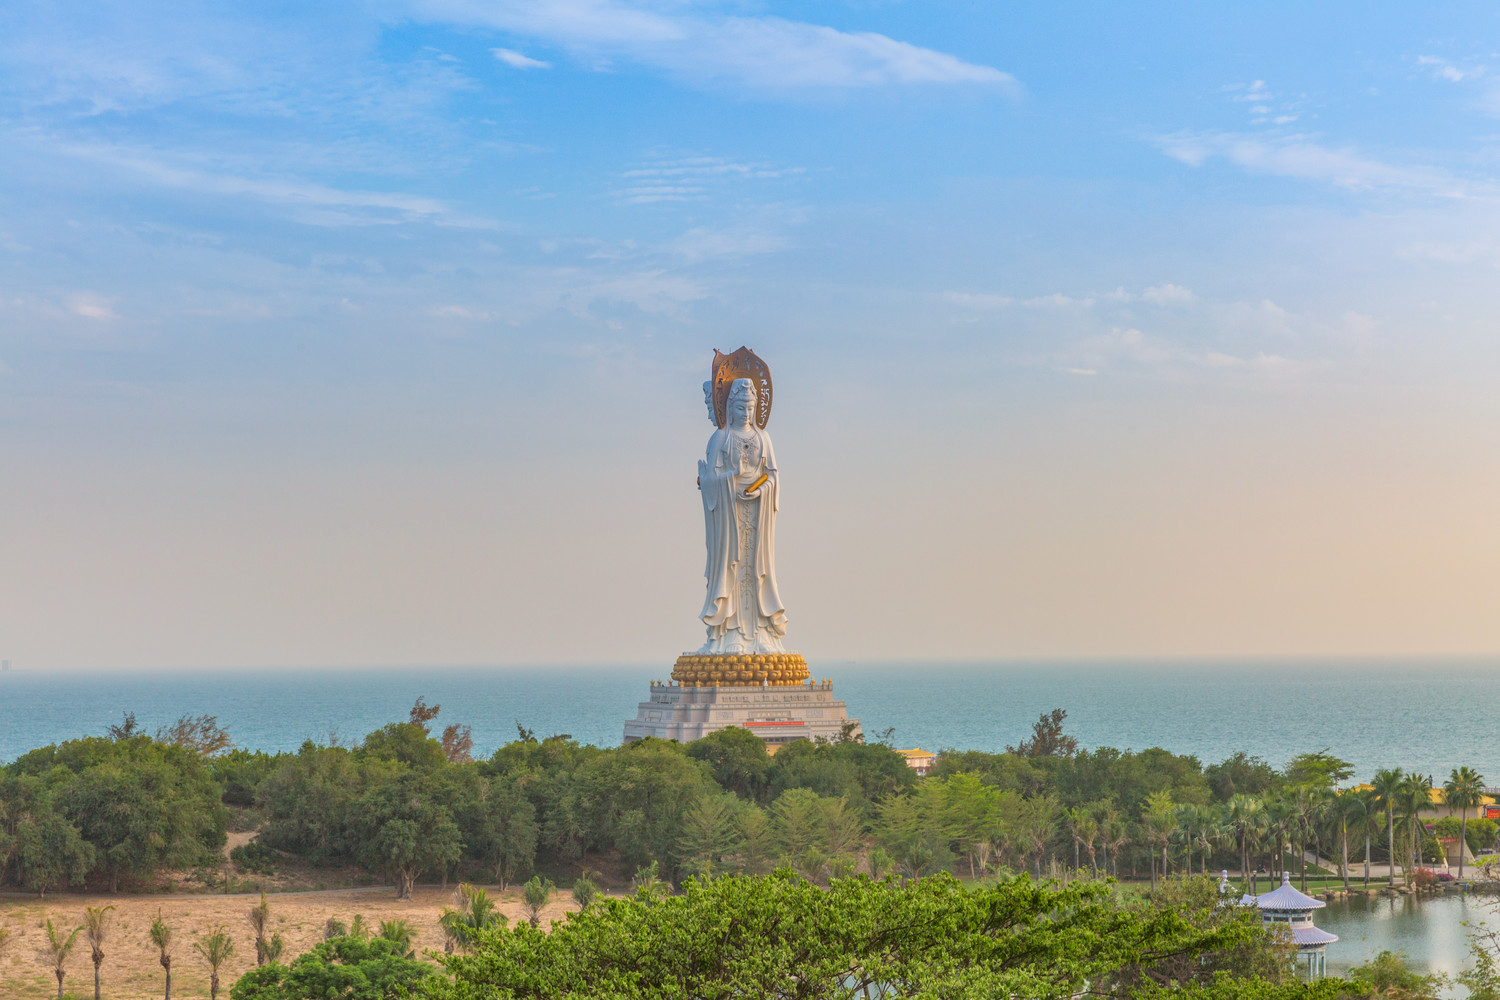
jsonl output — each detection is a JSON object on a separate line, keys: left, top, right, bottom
{"left": 622, "top": 651, "right": 860, "bottom": 752}
{"left": 670, "top": 652, "right": 810, "bottom": 687}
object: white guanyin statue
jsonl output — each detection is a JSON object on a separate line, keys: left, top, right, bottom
{"left": 697, "top": 373, "right": 788, "bottom": 654}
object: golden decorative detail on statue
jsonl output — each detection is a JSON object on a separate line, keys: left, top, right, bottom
{"left": 711, "top": 346, "right": 773, "bottom": 430}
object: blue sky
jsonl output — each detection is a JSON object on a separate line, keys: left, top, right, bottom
{"left": 4, "top": 1, "right": 1500, "bottom": 669}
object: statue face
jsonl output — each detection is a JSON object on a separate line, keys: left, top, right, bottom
{"left": 703, "top": 381, "right": 716, "bottom": 425}
{"left": 729, "top": 381, "right": 756, "bottom": 424}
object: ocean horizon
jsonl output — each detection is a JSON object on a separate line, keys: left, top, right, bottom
{"left": 2, "top": 658, "right": 1496, "bottom": 780}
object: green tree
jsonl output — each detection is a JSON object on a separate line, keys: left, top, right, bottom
{"left": 148, "top": 911, "right": 174, "bottom": 1000}
{"left": 685, "top": 726, "right": 772, "bottom": 800}
{"left": 247, "top": 894, "right": 272, "bottom": 966}
{"left": 1460, "top": 926, "right": 1500, "bottom": 1000}
{"left": 15, "top": 810, "right": 94, "bottom": 898}
{"left": 465, "top": 775, "right": 537, "bottom": 889}
{"left": 358, "top": 721, "right": 448, "bottom": 770}
{"left": 733, "top": 803, "right": 775, "bottom": 875}
{"left": 1468, "top": 817, "right": 1499, "bottom": 856}
{"left": 1396, "top": 772, "right": 1433, "bottom": 880}
{"left": 229, "top": 935, "right": 438, "bottom": 1000}
{"left": 1144, "top": 791, "right": 1179, "bottom": 886}
{"left": 1007, "top": 708, "right": 1079, "bottom": 758}
{"left": 1347, "top": 950, "right": 1445, "bottom": 1000}
{"left": 677, "top": 790, "right": 743, "bottom": 878}
{"left": 770, "top": 788, "right": 829, "bottom": 871}
{"left": 56, "top": 746, "right": 226, "bottom": 891}
{"left": 1371, "top": 768, "right": 1405, "bottom": 886}
{"left": 944, "top": 774, "right": 1006, "bottom": 878}
{"left": 570, "top": 871, "right": 599, "bottom": 911}
{"left": 420, "top": 870, "right": 1280, "bottom": 1000}
{"left": 1227, "top": 795, "right": 1264, "bottom": 892}
{"left": 521, "top": 876, "right": 555, "bottom": 928}
{"left": 1330, "top": 790, "right": 1377, "bottom": 890}
{"left": 1206, "top": 753, "right": 1280, "bottom": 802}
{"left": 378, "top": 919, "right": 416, "bottom": 958}
{"left": 439, "top": 884, "right": 505, "bottom": 954}
{"left": 83, "top": 904, "right": 113, "bottom": 1000}
{"left": 194, "top": 926, "right": 235, "bottom": 1000}
{"left": 1131, "top": 875, "right": 1297, "bottom": 985}
{"left": 1014, "top": 794, "right": 1059, "bottom": 877}
{"left": 1443, "top": 765, "right": 1486, "bottom": 879}
{"left": 875, "top": 791, "right": 951, "bottom": 880}
{"left": 41, "top": 918, "right": 81, "bottom": 1000}
{"left": 357, "top": 775, "right": 462, "bottom": 898}
{"left": 1283, "top": 752, "right": 1354, "bottom": 791}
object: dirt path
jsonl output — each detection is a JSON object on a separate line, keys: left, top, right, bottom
{"left": 0, "top": 885, "right": 578, "bottom": 1000}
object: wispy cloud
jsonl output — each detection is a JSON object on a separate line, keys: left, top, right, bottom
{"left": 940, "top": 290, "right": 1015, "bottom": 309}
{"left": 413, "top": 0, "right": 1015, "bottom": 91}
{"left": 1417, "top": 55, "right": 1484, "bottom": 84}
{"left": 35, "top": 139, "right": 498, "bottom": 228}
{"left": 69, "top": 293, "right": 117, "bottom": 320}
{"left": 1155, "top": 131, "right": 1481, "bottom": 198}
{"left": 612, "top": 154, "right": 802, "bottom": 204}
{"left": 1060, "top": 327, "right": 1317, "bottom": 380}
{"left": 493, "top": 47, "right": 551, "bottom": 70}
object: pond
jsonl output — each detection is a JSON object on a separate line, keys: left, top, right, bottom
{"left": 1319, "top": 892, "right": 1500, "bottom": 994}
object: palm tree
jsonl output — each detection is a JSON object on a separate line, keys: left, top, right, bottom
{"left": 41, "top": 919, "right": 81, "bottom": 1000}
{"left": 1291, "top": 786, "right": 1327, "bottom": 889}
{"left": 1191, "top": 804, "right": 1226, "bottom": 874}
{"left": 1098, "top": 803, "right": 1128, "bottom": 877}
{"left": 1143, "top": 791, "right": 1177, "bottom": 886}
{"left": 149, "top": 911, "right": 174, "bottom": 1000}
{"left": 378, "top": 920, "right": 416, "bottom": 958}
{"left": 1355, "top": 788, "right": 1380, "bottom": 888}
{"left": 1399, "top": 772, "right": 1434, "bottom": 878}
{"left": 1066, "top": 807, "right": 1098, "bottom": 876}
{"left": 1329, "top": 791, "right": 1369, "bottom": 892}
{"left": 1371, "top": 768, "right": 1405, "bottom": 886}
{"left": 83, "top": 905, "right": 114, "bottom": 1000}
{"left": 521, "top": 876, "right": 555, "bottom": 928}
{"left": 193, "top": 927, "right": 235, "bottom": 1000}
{"left": 1262, "top": 794, "right": 1296, "bottom": 880}
{"left": 1227, "top": 794, "right": 1263, "bottom": 891}
{"left": 247, "top": 893, "right": 271, "bottom": 966}
{"left": 571, "top": 871, "right": 600, "bottom": 910}
{"left": 439, "top": 883, "right": 504, "bottom": 953}
{"left": 1444, "top": 766, "right": 1487, "bottom": 880}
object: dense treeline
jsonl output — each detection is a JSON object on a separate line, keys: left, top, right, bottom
{"left": 1, "top": 703, "right": 1490, "bottom": 897}
{"left": 0, "top": 719, "right": 227, "bottom": 896}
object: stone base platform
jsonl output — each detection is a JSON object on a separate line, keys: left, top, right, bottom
{"left": 622, "top": 670, "right": 860, "bottom": 751}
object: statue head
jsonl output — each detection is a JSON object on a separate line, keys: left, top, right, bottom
{"left": 728, "top": 378, "right": 757, "bottom": 426}
{"left": 702, "top": 381, "right": 717, "bottom": 425}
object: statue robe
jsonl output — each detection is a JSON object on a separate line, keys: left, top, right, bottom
{"left": 698, "top": 420, "right": 787, "bottom": 651}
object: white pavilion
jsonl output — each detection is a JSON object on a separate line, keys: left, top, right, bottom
{"left": 1223, "top": 871, "right": 1338, "bottom": 978}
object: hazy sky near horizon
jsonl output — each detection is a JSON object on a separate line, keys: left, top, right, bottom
{"left": 3, "top": 2, "right": 1500, "bottom": 670}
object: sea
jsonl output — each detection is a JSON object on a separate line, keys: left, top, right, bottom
{"left": 1, "top": 659, "right": 1497, "bottom": 779}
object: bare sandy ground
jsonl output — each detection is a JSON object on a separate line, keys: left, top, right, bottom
{"left": 0, "top": 885, "right": 582, "bottom": 999}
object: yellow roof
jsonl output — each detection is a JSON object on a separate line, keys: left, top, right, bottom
{"left": 1348, "top": 783, "right": 1494, "bottom": 806}
{"left": 897, "top": 748, "right": 934, "bottom": 759}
